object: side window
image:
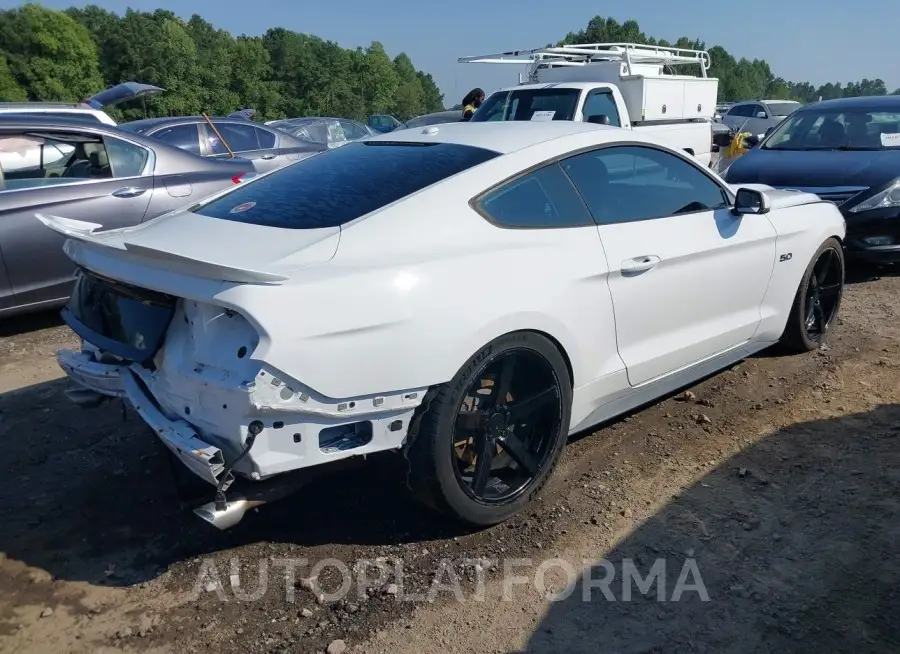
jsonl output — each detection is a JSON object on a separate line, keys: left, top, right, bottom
{"left": 562, "top": 145, "right": 728, "bottom": 225}
{"left": 0, "top": 132, "right": 112, "bottom": 190}
{"left": 152, "top": 124, "right": 201, "bottom": 155}
{"left": 340, "top": 120, "right": 369, "bottom": 140}
{"left": 478, "top": 163, "right": 594, "bottom": 228}
{"left": 728, "top": 104, "right": 750, "bottom": 118}
{"left": 208, "top": 122, "right": 260, "bottom": 154}
{"left": 582, "top": 91, "right": 621, "bottom": 127}
{"left": 255, "top": 126, "right": 276, "bottom": 149}
{"left": 105, "top": 136, "right": 150, "bottom": 177}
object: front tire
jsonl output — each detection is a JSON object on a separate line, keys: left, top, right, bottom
{"left": 780, "top": 237, "right": 845, "bottom": 352}
{"left": 404, "top": 331, "right": 572, "bottom": 526}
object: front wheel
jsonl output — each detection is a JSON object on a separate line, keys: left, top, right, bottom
{"left": 404, "top": 332, "right": 572, "bottom": 526}
{"left": 780, "top": 237, "right": 845, "bottom": 352}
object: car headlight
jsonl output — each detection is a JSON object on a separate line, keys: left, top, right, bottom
{"left": 847, "top": 179, "right": 900, "bottom": 213}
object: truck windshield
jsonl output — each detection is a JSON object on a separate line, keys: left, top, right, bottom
{"left": 471, "top": 88, "right": 580, "bottom": 122}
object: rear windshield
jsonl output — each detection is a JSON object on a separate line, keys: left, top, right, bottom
{"left": 193, "top": 141, "right": 500, "bottom": 229}
{"left": 471, "top": 88, "right": 581, "bottom": 122}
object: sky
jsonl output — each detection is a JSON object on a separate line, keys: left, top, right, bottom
{"left": 5, "top": 0, "right": 899, "bottom": 107}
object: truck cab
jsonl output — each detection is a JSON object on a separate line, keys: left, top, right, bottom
{"left": 460, "top": 43, "right": 721, "bottom": 167}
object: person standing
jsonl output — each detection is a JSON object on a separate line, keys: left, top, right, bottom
{"left": 461, "top": 88, "right": 485, "bottom": 121}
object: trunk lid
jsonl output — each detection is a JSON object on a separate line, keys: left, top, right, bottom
{"left": 36, "top": 211, "right": 340, "bottom": 284}
{"left": 82, "top": 82, "right": 165, "bottom": 110}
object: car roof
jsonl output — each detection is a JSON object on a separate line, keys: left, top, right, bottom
{"left": 119, "top": 116, "right": 267, "bottom": 131}
{"left": 368, "top": 120, "right": 639, "bottom": 154}
{"left": 802, "top": 95, "right": 900, "bottom": 112}
{"left": 0, "top": 114, "right": 255, "bottom": 174}
{"left": 494, "top": 82, "right": 600, "bottom": 92}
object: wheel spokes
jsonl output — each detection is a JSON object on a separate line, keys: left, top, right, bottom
{"left": 470, "top": 434, "right": 494, "bottom": 496}
{"left": 452, "top": 349, "right": 564, "bottom": 504}
{"left": 818, "top": 282, "right": 841, "bottom": 299}
{"left": 507, "top": 386, "right": 559, "bottom": 421}
{"left": 815, "top": 249, "right": 833, "bottom": 284}
{"left": 497, "top": 433, "right": 539, "bottom": 475}
{"left": 492, "top": 356, "right": 516, "bottom": 406}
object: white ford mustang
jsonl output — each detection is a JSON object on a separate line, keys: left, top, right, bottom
{"left": 44, "top": 121, "right": 846, "bottom": 530}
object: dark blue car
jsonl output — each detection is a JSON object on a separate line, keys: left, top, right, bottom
{"left": 724, "top": 95, "right": 900, "bottom": 264}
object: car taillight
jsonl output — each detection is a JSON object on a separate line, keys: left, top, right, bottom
{"left": 231, "top": 172, "right": 256, "bottom": 184}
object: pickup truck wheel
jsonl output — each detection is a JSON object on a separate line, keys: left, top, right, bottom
{"left": 780, "top": 237, "right": 844, "bottom": 353}
{"left": 404, "top": 332, "right": 572, "bottom": 526}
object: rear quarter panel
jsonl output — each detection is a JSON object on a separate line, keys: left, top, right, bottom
{"left": 755, "top": 199, "right": 846, "bottom": 341}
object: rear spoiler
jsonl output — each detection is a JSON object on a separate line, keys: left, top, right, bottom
{"left": 35, "top": 214, "right": 288, "bottom": 284}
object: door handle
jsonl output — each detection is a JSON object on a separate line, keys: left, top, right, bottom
{"left": 260, "top": 154, "right": 277, "bottom": 160}
{"left": 111, "top": 186, "right": 146, "bottom": 198}
{"left": 621, "top": 255, "right": 661, "bottom": 274}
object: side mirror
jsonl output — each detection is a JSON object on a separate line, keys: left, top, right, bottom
{"left": 764, "top": 126, "right": 775, "bottom": 137}
{"left": 732, "top": 187, "right": 771, "bottom": 216}
{"left": 756, "top": 111, "right": 767, "bottom": 119}
{"left": 743, "top": 134, "right": 760, "bottom": 148}
{"left": 712, "top": 131, "right": 734, "bottom": 147}
{"left": 587, "top": 114, "right": 610, "bottom": 125}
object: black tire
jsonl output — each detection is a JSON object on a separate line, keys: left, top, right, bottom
{"left": 404, "top": 331, "right": 572, "bottom": 526}
{"left": 780, "top": 237, "right": 845, "bottom": 353}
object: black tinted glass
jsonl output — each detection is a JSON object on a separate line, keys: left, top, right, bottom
{"left": 480, "top": 163, "right": 594, "bottom": 228}
{"left": 194, "top": 141, "right": 500, "bottom": 229}
{"left": 152, "top": 124, "right": 201, "bottom": 154}
{"left": 256, "top": 126, "right": 276, "bottom": 149}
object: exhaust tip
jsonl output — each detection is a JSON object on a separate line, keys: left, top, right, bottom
{"left": 193, "top": 498, "right": 259, "bottom": 530}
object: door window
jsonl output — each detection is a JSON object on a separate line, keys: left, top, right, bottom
{"left": 582, "top": 91, "right": 621, "bottom": 126}
{"left": 151, "top": 123, "right": 201, "bottom": 155}
{"left": 562, "top": 145, "right": 728, "bottom": 225}
{"left": 105, "top": 136, "right": 150, "bottom": 177}
{"left": 0, "top": 132, "right": 115, "bottom": 190}
{"left": 477, "top": 163, "right": 594, "bottom": 228}
{"left": 727, "top": 104, "right": 752, "bottom": 118}
{"left": 339, "top": 120, "right": 370, "bottom": 140}
{"left": 208, "top": 122, "right": 261, "bottom": 154}
{"left": 255, "top": 126, "right": 276, "bottom": 149}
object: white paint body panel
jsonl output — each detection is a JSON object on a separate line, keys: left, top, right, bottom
{"left": 50, "top": 122, "right": 846, "bottom": 482}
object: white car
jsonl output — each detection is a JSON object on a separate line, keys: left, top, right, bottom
{"left": 46, "top": 121, "right": 846, "bottom": 530}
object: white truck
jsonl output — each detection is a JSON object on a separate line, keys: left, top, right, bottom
{"left": 458, "top": 43, "right": 722, "bottom": 167}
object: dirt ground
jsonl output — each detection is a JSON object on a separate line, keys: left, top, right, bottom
{"left": 0, "top": 269, "right": 898, "bottom": 654}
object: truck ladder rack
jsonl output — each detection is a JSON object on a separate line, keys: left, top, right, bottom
{"left": 459, "top": 42, "right": 711, "bottom": 83}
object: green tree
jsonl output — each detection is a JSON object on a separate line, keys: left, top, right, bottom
{"left": 0, "top": 3, "right": 103, "bottom": 101}
{"left": 391, "top": 53, "right": 424, "bottom": 120}
{"left": 558, "top": 16, "right": 892, "bottom": 104}
{"left": 0, "top": 53, "right": 26, "bottom": 100}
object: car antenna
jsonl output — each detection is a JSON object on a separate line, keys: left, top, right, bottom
{"left": 203, "top": 112, "right": 235, "bottom": 158}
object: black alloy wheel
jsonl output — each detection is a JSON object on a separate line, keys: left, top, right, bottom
{"left": 404, "top": 331, "right": 573, "bottom": 526}
{"left": 453, "top": 348, "right": 563, "bottom": 504}
{"left": 781, "top": 237, "right": 845, "bottom": 352}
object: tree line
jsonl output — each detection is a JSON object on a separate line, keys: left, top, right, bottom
{"left": 0, "top": 3, "right": 445, "bottom": 122}
{"left": 559, "top": 17, "right": 897, "bottom": 102}
{"left": 1, "top": 7, "right": 895, "bottom": 125}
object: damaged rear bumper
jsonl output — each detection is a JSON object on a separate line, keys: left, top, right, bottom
{"left": 56, "top": 344, "right": 426, "bottom": 529}
{"left": 57, "top": 349, "right": 228, "bottom": 486}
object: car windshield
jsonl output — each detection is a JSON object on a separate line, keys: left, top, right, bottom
{"left": 763, "top": 107, "right": 900, "bottom": 151}
{"left": 192, "top": 141, "right": 500, "bottom": 229}
{"left": 766, "top": 102, "right": 801, "bottom": 117}
{"left": 470, "top": 88, "right": 581, "bottom": 122}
